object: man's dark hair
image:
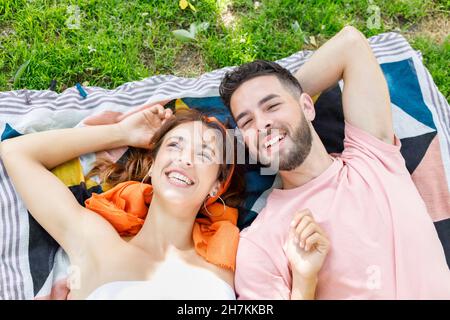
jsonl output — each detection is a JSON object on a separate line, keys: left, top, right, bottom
{"left": 219, "top": 60, "right": 303, "bottom": 109}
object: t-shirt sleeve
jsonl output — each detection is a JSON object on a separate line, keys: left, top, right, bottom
{"left": 234, "top": 236, "right": 290, "bottom": 300}
{"left": 341, "top": 121, "right": 407, "bottom": 174}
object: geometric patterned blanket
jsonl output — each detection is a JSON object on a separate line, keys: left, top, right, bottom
{"left": 0, "top": 32, "right": 449, "bottom": 299}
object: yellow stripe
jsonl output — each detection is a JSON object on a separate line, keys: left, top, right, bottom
{"left": 312, "top": 93, "right": 320, "bottom": 103}
{"left": 175, "top": 99, "right": 190, "bottom": 111}
{"left": 51, "top": 158, "right": 84, "bottom": 187}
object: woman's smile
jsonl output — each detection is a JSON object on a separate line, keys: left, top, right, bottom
{"left": 164, "top": 168, "right": 195, "bottom": 188}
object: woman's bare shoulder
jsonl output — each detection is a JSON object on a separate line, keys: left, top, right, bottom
{"left": 193, "top": 255, "right": 234, "bottom": 289}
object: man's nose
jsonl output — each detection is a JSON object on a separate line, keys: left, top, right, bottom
{"left": 257, "top": 117, "right": 273, "bottom": 133}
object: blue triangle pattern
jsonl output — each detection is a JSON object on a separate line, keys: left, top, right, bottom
{"left": 380, "top": 58, "right": 436, "bottom": 130}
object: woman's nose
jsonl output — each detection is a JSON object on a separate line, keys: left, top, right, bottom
{"left": 176, "top": 152, "right": 193, "bottom": 167}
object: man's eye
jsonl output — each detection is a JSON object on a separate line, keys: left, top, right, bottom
{"left": 268, "top": 104, "right": 279, "bottom": 110}
{"left": 241, "top": 119, "right": 252, "bottom": 128}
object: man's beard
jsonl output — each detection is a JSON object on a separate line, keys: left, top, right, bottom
{"left": 262, "top": 114, "right": 312, "bottom": 171}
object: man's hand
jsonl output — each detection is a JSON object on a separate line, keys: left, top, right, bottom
{"left": 286, "top": 209, "right": 330, "bottom": 280}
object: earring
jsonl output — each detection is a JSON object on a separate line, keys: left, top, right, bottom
{"left": 139, "top": 169, "right": 153, "bottom": 193}
{"left": 203, "top": 195, "right": 226, "bottom": 217}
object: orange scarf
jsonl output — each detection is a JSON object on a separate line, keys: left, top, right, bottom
{"left": 85, "top": 181, "right": 239, "bottom": 271}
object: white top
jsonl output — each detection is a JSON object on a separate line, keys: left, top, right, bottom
{"left": 86, "top": 257, "right": 235, "bottom": 300}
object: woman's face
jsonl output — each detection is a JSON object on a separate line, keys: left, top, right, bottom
{"left": 150, "top": 121, "right": 223, "bottom": 211}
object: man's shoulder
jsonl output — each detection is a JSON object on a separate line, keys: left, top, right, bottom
{"left": 238, "top": 221, "right": 279, "bottom": 264}
{"left": 239, "top": 204, "right": 290, "bottom": 247}
{"left": 239, "top": 207, "right": 273, "bottom": 242}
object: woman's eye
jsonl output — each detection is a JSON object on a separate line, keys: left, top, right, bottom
{"left": 199, "top": 152, "right": 213, "bottom": 161}
{"left": 168, "top": 142, "right": 180, "bottom": 149}
{"left": 268, "top": 104, "right": 279, "bottom": 110}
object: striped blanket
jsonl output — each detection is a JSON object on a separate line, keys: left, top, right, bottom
{"left": 0, "top": 32, "right": 449, "bottom": 299}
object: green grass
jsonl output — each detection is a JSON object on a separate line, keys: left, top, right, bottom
{"left": 0, "top": 0, "right": 448, "bottom": 98}
{"left": 411, "top": 37, "right": 450, "bottom": 99}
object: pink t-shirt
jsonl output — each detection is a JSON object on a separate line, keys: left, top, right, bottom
{"left": 235, "top": 122, "right": 450, "bottom": 299}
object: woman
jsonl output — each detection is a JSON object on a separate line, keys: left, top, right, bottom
{"left": 0, "top": 103, "right": 329, "bottom": 300}
{"left": 1, "top": 103, "right": 243, "bottom": 299}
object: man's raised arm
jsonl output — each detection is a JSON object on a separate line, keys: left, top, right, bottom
{"left": 295, "top": 26, "right": 394, "bottom": 144}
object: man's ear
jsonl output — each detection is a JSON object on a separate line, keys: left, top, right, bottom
{"left": 299, "top": 93, "right": 316, "bottom": 121}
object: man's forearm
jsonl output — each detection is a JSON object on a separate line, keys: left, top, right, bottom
{"left": 294, "top": 26, "right": 369, "bottom": 96}
{"left": 291, "top": 273, "right": 318, "bottom": 300}
{"left": 295, "top": 26, "right": 394, "bottom": 143}
{"left": 0, "top": 124, "right": 127, "bottom": 170}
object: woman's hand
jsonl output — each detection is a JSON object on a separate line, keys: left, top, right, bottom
{"left": 286, "top": 209, "right": 330, "bottom": 292}
{"left": 116, "top": 102, "right": 173, "bottom": 149}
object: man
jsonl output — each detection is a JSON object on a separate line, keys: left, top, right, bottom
{"left": 219, "top": 26, "right": 450, "bottom": 299}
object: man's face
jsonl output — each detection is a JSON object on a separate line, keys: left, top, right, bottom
{"left": 230, "top": 75, "right": 312, "bottom": 171}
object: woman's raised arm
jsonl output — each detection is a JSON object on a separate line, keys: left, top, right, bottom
{"left": 0, "top": 103, "right": 172, "bottom": 259}
{"left": 0, "top": 123, "right": 128, "bottom": 258}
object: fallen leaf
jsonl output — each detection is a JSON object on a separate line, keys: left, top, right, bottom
{"left": 188, "top": 2, "right": 197, "bottom": 12}
{"left": 172, "top": 29, "right": 195, "bottom": 42}
{"left": 13, "top": 59, "right": 30, "bottom": 87}
{"left": 179, "top": 0, "right": 188, "bottom": 10}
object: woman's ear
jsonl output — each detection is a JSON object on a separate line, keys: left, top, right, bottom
{"left": 209, "top": 180, "right": 221, "bottom": 197}
{"left": 299, "top": 93, "right": 316, "bottom": 122}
